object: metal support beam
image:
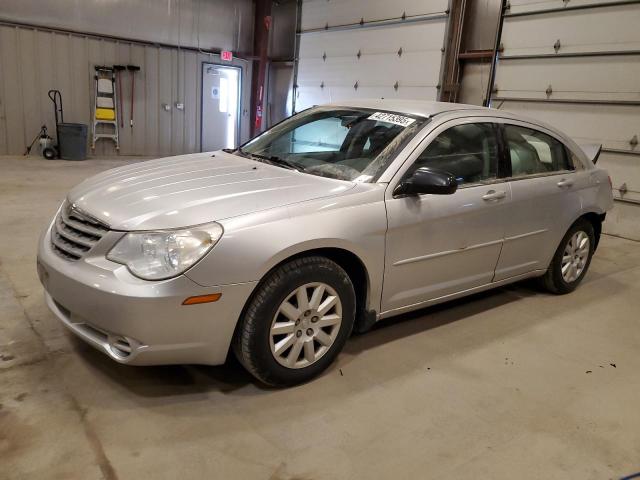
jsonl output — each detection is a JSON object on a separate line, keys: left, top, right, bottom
{"left": 291, "top": 0, "right": 302, "bottom": 115}
{"left": 439, "top": 0, "right": 467, "bottom": 103}
{"left": 484, "top": 0, "right": 507, "bottom": 106}
{"left": 614, "top": 197, "right": 640, "bottom": 206}
{"left": 299, "top": 11, "right": 448, "bottom": 35}
{"left": 250, "top": 0, "right": 273, "bottom": 137}
{"left": 492, "top": 97, "right": 640, "bottom": 107}
{"left": 0, "top": 18, "right": 251, "bottom": 59}
{"left": 505, "top": 0, "right": 640, "bottom": 18}
{"left": 500, "top": 50, "right": 640, "bottom": 61}
{"left": 603, "top": 148, "right": 640, "bottom": 157}
{"left": 458, "top": 50, "right": 494, "bottom": 60}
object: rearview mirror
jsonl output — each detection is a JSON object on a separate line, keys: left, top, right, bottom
{"left": 393, "top": 167, "right": 458, "bottom": 196}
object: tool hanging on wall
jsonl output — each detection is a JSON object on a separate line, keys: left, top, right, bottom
{"left": 91, "top": 66, "right": 119, "bottom": 151}
{"left": 127, "top": 65, "right": 140, "bottom": 129}
{"left": 113, "top": 65, "right": 126, "bottom": 129}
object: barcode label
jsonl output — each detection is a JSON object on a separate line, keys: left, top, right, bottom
{"left": 367, "top": 112, "right": 416, "bottom": 127}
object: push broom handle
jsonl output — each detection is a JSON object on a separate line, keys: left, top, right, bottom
{"left": 130, "top": 73, "right": 135, "bottom": 127}
{"left": 127, "top": 65, "right": 140, "bottom": 128}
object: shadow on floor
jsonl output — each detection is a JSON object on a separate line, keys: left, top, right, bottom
{"left": 63, "top": 276, "right": 608, "bottom": 398}
{"left": 69, "top": 336, "right": 254, "bottom": 397}
{"left": 346, "top": 279, "right": 542, "bottom": 356}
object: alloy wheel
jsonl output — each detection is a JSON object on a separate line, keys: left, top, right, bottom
{"left": 561, "top": 230, "right": 590, "bottom": 283}
{"left": 269, "top": 282, "right": 342, "bottom": 369}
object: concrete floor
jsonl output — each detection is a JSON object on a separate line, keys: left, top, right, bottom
{"left": 1, "top": 155, "right": 639, "bottom": 480}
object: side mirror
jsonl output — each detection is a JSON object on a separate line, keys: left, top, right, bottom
{"left": 393, "top": 167, "right": 458, "bottom": 196}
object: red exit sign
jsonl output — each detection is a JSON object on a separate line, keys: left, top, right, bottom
{"left": 221, "top": 50, "right": 233, "bottom": 62}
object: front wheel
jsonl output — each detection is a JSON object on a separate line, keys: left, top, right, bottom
{"left": 541, "top": 219, "right": 595, "bottom": 294}
{"left": 233, "top": 256, "right": 355, "bottom": 387}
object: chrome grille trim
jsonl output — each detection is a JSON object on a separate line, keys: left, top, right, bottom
{"left": 55, "top": 216, "right": 96, "bottom": 248}
{"left": 51, "top": 203, "right": 110, "bottom": 261}
{"left": 60, "top": 206, "right": 108, "bottom": 237}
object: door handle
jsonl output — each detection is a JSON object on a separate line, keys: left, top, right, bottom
{"left": 557, "top": 178, "right": 574, "bottom": 188}
{"left": 482, "top": 190, "right": 506, "bottom": 201}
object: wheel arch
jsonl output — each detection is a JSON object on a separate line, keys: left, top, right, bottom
{"left": 578, "top": 211, "right": 605, "bottom": 250}
{"left": 239, "top": 246, "right": 375, "bottom": 336}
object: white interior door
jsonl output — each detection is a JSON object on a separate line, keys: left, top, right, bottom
{"left": 201, "top": 63, "right": 241, "bottom": 151}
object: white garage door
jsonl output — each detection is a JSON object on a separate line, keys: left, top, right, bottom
{"left": 294, "top": 0, "right": 450, "bottom": 111}
{"left": 491, "top": 0, "right": 640, "bottom": 239}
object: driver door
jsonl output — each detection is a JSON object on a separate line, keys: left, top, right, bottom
{"left": 382, "top": 121, "right": 509, "bottom": 314}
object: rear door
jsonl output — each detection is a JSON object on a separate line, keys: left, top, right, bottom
{"left": 382, "top": 120, "right": 509, "bottom": 314}
{"left": 493, "top": 122, "right": 582, "bottom": 281}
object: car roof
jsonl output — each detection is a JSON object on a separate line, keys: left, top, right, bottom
{"left": 324, "top": 98, "right": 572, "bottom": 143}
{"left": 323, "top": 98, "right": 490, "bottom": 118}
{"left": 321, "top": 98, "right": 592, "bottom": 169}
{"left": 322, "top": 98, "right": 540, "bottom": 126}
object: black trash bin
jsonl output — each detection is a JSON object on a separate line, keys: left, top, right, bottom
{"left": 57, "top": 123, "right": 88, "bottom": 160}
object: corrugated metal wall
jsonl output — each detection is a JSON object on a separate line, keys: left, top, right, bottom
{"left": 0, "top": 0, "right": 254, "bottom": 53}
{"left": 294, "top": 0, "right": 450, "bottom": 111}
{"left": 491, "top": 0, "right": 640, "bottom": 240}
{"left": 0, "top": 24, "right": 252, "bottom": 157}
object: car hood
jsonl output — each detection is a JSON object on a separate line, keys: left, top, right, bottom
{"left": 68, "top": 152, "right": 356, "bottom": 230}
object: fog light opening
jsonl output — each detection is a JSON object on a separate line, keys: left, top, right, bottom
{"left": 109, "top": 336, "right": 133, "bottom": 358}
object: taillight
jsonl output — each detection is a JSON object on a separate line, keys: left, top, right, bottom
{"left": 608, "top": 176, "right": 612, "bottom": 188}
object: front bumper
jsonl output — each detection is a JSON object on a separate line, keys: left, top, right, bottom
{"left": 38, "top": 223, "right": 256, "bottom": 366}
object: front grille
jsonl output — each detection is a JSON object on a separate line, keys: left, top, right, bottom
{"left": 51, "top": 203, "right": 110, "bottom": 261}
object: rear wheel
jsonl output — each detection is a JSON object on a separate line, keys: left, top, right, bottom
{"left": 233, "top": 256, "right": 355, "bottom": 387}
{"left": 541, "top": 219, "right": 595, "bottom": 294}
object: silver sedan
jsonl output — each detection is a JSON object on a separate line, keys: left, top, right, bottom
{"left": 37, "top": 100, "right": 613, "bottom": 386}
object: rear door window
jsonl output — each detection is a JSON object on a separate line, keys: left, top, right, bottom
{"left": 503, "top": 125, "right": 573, "bottom": 177}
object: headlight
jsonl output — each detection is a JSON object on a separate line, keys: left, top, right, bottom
{"left": 107, "top": 223, "right": 223, "bottom": 280}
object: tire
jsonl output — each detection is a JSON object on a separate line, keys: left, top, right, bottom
{"left": 233, "top": 256, "right": 356, "bottom": 387}
{"left": 541, "top": 219, "right": 595, "bottom": 295}
{"left": 43, "top": 147, "right": 57, "bottom": 160}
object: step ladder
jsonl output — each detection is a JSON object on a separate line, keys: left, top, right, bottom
{"left": 91, "top": 66, "right": 119, "bottom": 151}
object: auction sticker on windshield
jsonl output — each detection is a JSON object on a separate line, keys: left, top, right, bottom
{"left": 368, "top": 112, "right": 416, "bottom": 127}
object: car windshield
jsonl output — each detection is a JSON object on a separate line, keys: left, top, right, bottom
{"left": 237, "top": 107, "right": 426, "bottom": 182}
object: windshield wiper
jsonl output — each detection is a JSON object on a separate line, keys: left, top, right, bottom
{"left": 242, "top": 151, "right": 306, "bottom": 172}
{"left": 266, "top": 156, "right": 307, "bottom": 172}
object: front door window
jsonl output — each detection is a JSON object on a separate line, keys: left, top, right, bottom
{"left": 407, "top": 123, "right": 499, "bottom": 186}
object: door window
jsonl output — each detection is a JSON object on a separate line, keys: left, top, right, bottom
{"left": 407, "top": 123, "right": 499, "bottom": 186}
{"left": 503, "top": 125, "right": 572, "bottom": 177}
